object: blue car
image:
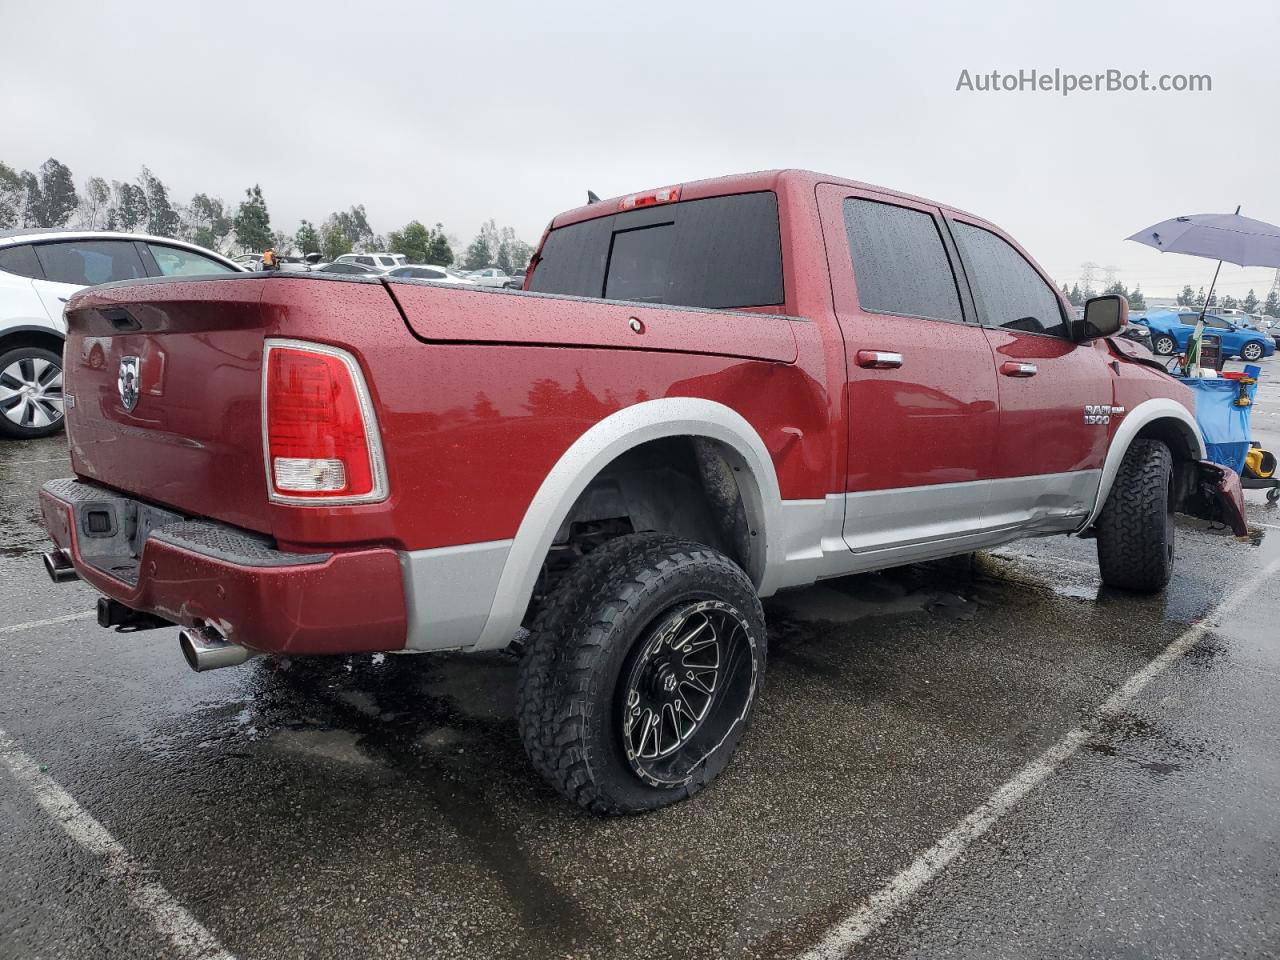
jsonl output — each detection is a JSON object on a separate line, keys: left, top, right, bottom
{"left": 1131, "top": 309, "right": 1275, "bottom": 362}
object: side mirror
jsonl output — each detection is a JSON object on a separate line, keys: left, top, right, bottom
{"left": 1078, "top": 294, "right": 1128, "bottom": 341}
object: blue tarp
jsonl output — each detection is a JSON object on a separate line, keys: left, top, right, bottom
{"left": 1178, "top": 374, "right": 1258, "bottom": 474}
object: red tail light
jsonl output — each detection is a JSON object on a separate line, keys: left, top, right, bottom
{"left": 619, "top": 185, "right": 681, "bottom": 210}
{"left": 262, "top": 340, "right": 387, "bottom": 504}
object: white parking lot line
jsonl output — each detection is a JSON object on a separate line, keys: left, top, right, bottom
{"left": 1, "top": 611, "right": 95, "bottom": 633}
{"left": 0, "top": 729, "right": 236, "bottom": 960}
{"left": 799, "top": 554, "right": 1280, "bottom": 959}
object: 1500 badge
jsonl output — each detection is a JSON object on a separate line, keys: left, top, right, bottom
{"left": 1084, "top": 404, "right": 1125, "bottom": 425}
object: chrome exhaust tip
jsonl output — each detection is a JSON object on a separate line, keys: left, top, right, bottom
{"left": 42, "top": 549, "right": 79, "bottom": 584}
{"left": 179, "top": 626, "right": 257, "bottom": 672}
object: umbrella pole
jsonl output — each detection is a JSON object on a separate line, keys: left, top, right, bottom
{"left": 1186, "top": 204, "right": 1240, "bottom": 375}
{"left": 1197, "top": 258, "right": 1225, "bottom": 326}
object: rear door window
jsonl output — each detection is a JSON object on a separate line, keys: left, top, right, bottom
{"left": 33, "top": 240, "right": 148, "bottom": 286}
{"left": 951, "top": 222, "right": 1068, "bottom": 338}
{"left": 843, "top": 198, "right": 963, "bottom": 322}
{"left": 0, "top": 243, "right": 44, "bottom": 279}
{"left": 529, "top": 191, "right": 784, "bottom": 309}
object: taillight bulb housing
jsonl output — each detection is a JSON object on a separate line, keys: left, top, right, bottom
{"left": 262, "top": 340, "right": 387, "bottom": 504}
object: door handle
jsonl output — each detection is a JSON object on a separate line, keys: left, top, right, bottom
{"left": 855, "top": 350, "right": 904, "bottom": 369}
{"left": 1000, "top": 361, "right": 1038, "bottom": 377}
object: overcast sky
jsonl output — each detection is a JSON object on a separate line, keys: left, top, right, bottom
{"left": 3, "top": 0, "right": 1277, "bottom": 297}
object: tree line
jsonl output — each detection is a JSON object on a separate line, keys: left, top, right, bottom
{"left": 1061, "top": 277, "right": 1280, "bottom": 317}
{"left": 0, "top": 156, "right": 532, "bottom": 271}
{"left": 1061, "top": 281, "right": 1147, "bottom": 311}
{"left": 1173, "top": 284, "right": 1279, "bottom": 317}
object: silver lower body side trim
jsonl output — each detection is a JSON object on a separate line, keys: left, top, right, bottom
{"left": 767, "top": 470, "right": 1101, "bottom": 592}
{"left": 399, "top": 470, "right": 1101, "bottom": 652}
{"left": 400, "top": 539, "right": 512, "bottom": 651}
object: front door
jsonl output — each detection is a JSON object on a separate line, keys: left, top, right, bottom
{"left": 945, "top": 215, "right": 1111, "bottom": 532}
{"left": 817, "top": 184, "right": 1001, "bottom": 555}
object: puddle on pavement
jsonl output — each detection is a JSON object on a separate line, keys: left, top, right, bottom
{"left": 202, "top": 651, "right": 524, "bottom": 778}
{"left": 272, "top": 727, "right": 381, "bottom": 767}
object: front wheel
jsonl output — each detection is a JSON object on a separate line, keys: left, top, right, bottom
{"left": 516, "top": 533, "right": 766, "bottom": 814}
{"left": 0, "top": 346, "right": 65, "bottom": 439}
{"left": 1095, "top": 440, "right": 1175, "bottom": 592}
{"left": 1152, "top": 334, "right": 1177, "bottom": 356}
{"left": 1241, "top": 340, "right": 1265, "bottom": 362}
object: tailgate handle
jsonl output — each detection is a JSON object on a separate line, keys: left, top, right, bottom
{"left": 101, "top": 308, "right": 141, "bottom": 332}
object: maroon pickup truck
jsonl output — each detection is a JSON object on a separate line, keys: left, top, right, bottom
{"left": 39, "top": 170, "right": 1246, "bottom": 813}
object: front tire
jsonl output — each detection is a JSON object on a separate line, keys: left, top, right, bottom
{"left": 0, "top": 346, "right": 65, "bottom": 439}
{"left": 1241, "top": 340, "right": 1265, "bottom": 362}
{"left": 1152, "top": 334, "right": 1177, "bottom": 356}
{"left": 1095, "top": 440, "right": 1175, "bottom": 592}
{"left": 516, "top": 533, "right": 766, "bottom": 814}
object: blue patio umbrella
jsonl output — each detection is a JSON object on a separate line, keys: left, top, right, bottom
{"left": 1127, "top": 207, "right": 1280, "bottom": 372}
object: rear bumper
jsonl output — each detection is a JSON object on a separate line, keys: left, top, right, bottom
{"left": 40, "top": 479, "right": 408, "bottom": 655}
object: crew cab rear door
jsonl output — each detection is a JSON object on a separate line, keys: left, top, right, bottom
{"left": 944, "top": 213, "right": 1111, "bottom": 531}
{"left": 816, "top": 184, "right": 1001, "bottom": 554}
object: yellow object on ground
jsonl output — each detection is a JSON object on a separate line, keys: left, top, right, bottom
{"left": 1245, "top": 447, "right": 1277, "bottom": 479}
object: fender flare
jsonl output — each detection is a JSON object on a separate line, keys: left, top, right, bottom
{"left": 471, "top": 398, "right": 783, "bottom": 649}
{"left": 1078, "top": 397, "right": 1205, "bottom": 530}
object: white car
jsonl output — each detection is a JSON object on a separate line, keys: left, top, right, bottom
{"left": 335, "top": 252, "right": 406, "bottom": 271}
{"left": 0, "top": 229, "right": 243, "bottom": 439}
{"left": 385, "top": 265, "right": 476, "bottom": 285}
{"left": 310, "top": 261, "right": 386, "bottom": 276}
{"left": 468, "top": 267, "right": 512, "bottom": 288}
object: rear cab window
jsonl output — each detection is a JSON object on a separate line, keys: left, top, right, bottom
{"left": 529, "top": 191, "right": 784, "bottom": 310}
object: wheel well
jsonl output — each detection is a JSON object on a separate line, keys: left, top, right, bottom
{"left": 0, "top": 329, "right": 65, "bottom": 358}
{"left": 1133, "top": 417, "right": 1198, "bottom": 463}
{"left": 529, "top": 436, "right": 763, "bottom": 617}
{"left": 1133, "top": 417, "right": 1200, "bottom": 504}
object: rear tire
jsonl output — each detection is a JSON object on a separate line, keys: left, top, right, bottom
{"left": 1095, "top": 440, "right": 1175, "bottom": 592}
{"left": 516, "top": 533, "right": 766, "bottom": 814}
{"left": 0, "top": 346, "right": 65, "bottom": 439}
{"left": 1152, "top": 335, "right": 1177, "bottom": 356}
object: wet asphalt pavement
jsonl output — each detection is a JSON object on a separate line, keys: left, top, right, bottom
{"left": 2, "top": 361, "right": 1279, "bottom": 960}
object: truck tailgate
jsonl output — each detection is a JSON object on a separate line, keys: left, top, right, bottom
{"left": 62, "top": 277, "right": 273, "bottom": 533}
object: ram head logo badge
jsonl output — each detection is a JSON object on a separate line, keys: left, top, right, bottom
{"left": 118, "top": 356, "right": 141, "bottom": 413}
